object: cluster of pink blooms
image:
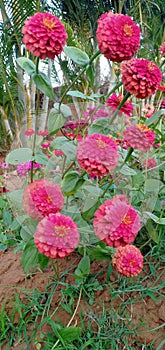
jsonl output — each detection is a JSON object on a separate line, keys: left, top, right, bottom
{"left": 159, "top": 42, "right": 165, "bottom": 56}
{"left": 142, "top": 103, "right": 156, "bottom": 119}
{"left": 93, "top": 194, "right": 140, "bottom": 248}
{"left": 41, "top": 141, "right": 50, "bottom": 149}
{"left": 34, "top": 213, "right": 80, "bottom": 259}
{"left": 96, "top": 12, "right": 140, "bottom": 62}
{"left": 123, "top": 124, "right": 155, "bottom": 151}
{"left": 106, "top": 93, "right": 133, "bottom": 117}
{"left": 112, "top": 244, "right": 143, "bottom": 277}
{"left": 22, "top": 12, "right": 67, "bottom": 59}
{"left": 22, "top": 179, "right": 80, "bottom": 258}
{"left": 37, "top": 130, "right": 49, "bottom": 137}
{"left": 24, "top": 129, "right": 34, "bottom": 136}
{"left": 142, "top": 158, "right": 157, "bottom": 170}
{"left": 83, "top": 107, "right": 110, "bottom": 121}
{"left": 22, "top": 179, "right": 64, "bottom": 220}
{"left": 17, "top": 161, "right": 41, "bottom": 177}
{"left": 120, "top": 58, "right": 162, "bottom": 99}
{"left": 77, "top": 134, "right": 119, "bottom": 177}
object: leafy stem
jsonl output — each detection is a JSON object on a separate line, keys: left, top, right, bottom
{"left": 59, "top": 50, "right": 101, "bottom": 108}
{"left": 109, "top": 92, "right": 131, "bottom": 125}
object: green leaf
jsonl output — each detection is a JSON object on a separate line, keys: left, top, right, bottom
{"left": 7, "top": 190, "right": 23, "bottom": 211}
{"left": 120, "top": 165, "right": 137, "bottom": 176}
{"left": 67, "top": 90, "right": 96, "bottom": 101}
{"left": 64, "top": 46, "right": 89, "bottom": 66}
{"left": 145, "top": 109, "right": 165, "bottom": 126}
{"left": 86, "top": 65, "right": 94, "bottom": 86}
{"left": 75, "top": 256, "right": 90, "bottom": 280}
{"left": 145, "top": 219, "right": 159, "bottom": 243}
{"left": 21, "top": 238, "right": 39, "bottom": 272}
{"left": 144, "top": 212, "right": 165, "bottom": 225}
{"left": 38, "top": 254, "right": 49, "bottom": 270}
{"left": 17, "top": 57, "right": 36, "bottom": 75}
{"left": 88, "top": 117, "right": 111, "bottom": 135}
{"left": 58, "top": 326, "right": 82, "bottom": 342}
{"left": 6, "top": 148, "right": 32, "bottom": 165}
{"left": 91, "top": 246, "right": 115, "bottom": 262}
{"left": 144, "top": 179, "right": 161, "bottom": 193}
{"left": 32, "top": 72, "right": 55, "bottom": 100}
{"left": 62, "top": 171, "right": 84, "bottom": 196}
{"left": 34, "top": 150, "right": 49, "bottom": 165}
{"left": 54, "top": 103, "right": 72, "bottom": 118}
{"left": 48, "top": 108, "right": 66, "bottom": 135}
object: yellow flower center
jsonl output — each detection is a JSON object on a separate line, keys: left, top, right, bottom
{"left": 54, "top": 226, "right": 70, "bottom": 237}
{"left": 138, "top": 123, "right": 149, "bottom": 133}
{"left": 147, "top": 62, "right": 155, "bottom": 71}
{"left": 46, "top": 196, "right": 52, "bottom": 203}
{"left": 122, "top": 215, "right": 132, "bottom": 225}
{"left": 97, "top": 138, "right": 107, "bottom": 148}
{"left": 123, "top": 24, "right": 133, "bottom": 36}
{"left": 129, "top": 260, "right": 135, "bottom": 266}
{"left": 43, "top": 18, "right": 56, "bottom": 30}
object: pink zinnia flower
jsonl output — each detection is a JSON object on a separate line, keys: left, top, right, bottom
{"left": 53, "top": 149, "right": 65, "bottom": 157}
{"left": 161, "top": 97, "right": 165, "bottom": 109}
{"left": 142, "top": 103, "right": 156, "bottom": 118}
{"left": 83, "top": 107, "right": 110, "bottom": 121}
{"left": 96, "top": 12, "right": 140, "bottom": 62}
{"left": 22, "top": 12, "right": 67, "bottom": 59}
{"left": 112, "top": 245, "right": 143, "bottom": 277}
{"left": 159, "top": 42, "right": 165, "bottom": 56}
{"left": 93, "top": 195, "right": 140, "bottom": 247}
{"left": 1, "top": 162, "right": 8, "bottom": 169}
{"left": 37, "top": 130, "right": 49, "bottom": 137}
{"left": 24, "top": 129, "right": 34, "bottom": 136}
{"left": 41, "top": 141, "right": 50, "bottom": 149}
{"left": 76, "top": 134, "right": 119, "bottom": 177}
{"left": 123, "top": 123, "right": 155, "bottom": 151}
{"left": 120, "top": 58, "right": 162, "bottom": 99}
{"left": 142, "top": 158, "right": 157, "bottom": 170}
{"left": 22, "top": 179, "right": 64, "bottom": 220}
{"left": 107, "top": 93, "right": 133, "bottom": 117}
{"left": 34, "top": 213, "right": 80, "bottom": 259}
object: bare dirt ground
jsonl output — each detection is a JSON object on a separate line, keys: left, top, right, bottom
{"left": 0, "top": 250, "right": 164, "bottom": 349}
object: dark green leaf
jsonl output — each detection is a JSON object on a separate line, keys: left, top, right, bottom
{"left": 21, "top": 238, "right": 39, "bottom": 272}
{"left": 75, "top": 256, "right": 90, "bottom": 280}
{"left": 48, "top": 108, "right": 66, "bottom": 135}
{"left": 33, "top": 73, "right": 55, "bottom": 100}
{"left": 62, "top": 171, "right": 84, "bottom": 196}
{"left": 91, "top": 246, "right": 115, "bottom": 262}
{"left": 58, "top": 326, "right": 82, "bottom": 342}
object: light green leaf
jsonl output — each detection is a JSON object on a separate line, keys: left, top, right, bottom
{"left": 67, "top": 90, "right": 96, "bottom": 101}
{"left": 120, "top": 165, "right": 137, "bottom": 176}
{"left": 64, "top": 46, "right": 89, "bottom": 66}
{"left": 7, "top": 190, "right": 23, "bottom": 211}
{"left": 48, "top": 108, "right": 66, "bottom": 135}
{"left": 145, "top": 109, "right": 165, "bottom": 126}
{"left": 88, "top": 118, "right": 111, "bottom": 135}
{"left": 17, "top": 57, "right": 36, "bottom": 75}
{"left": 54, "top": 103, "right": 72, "bottom": 118}
{"left": 144, "top": 212, "right": 165, "bottom": 225}
{"left": 34, "top": 150, "right": 49, "bottom": 165}
{"left": 32, "top": 72, "right": 55, "bottom": 100}
{"left": 6, "top": 148, "right": 32, "bottom": 165}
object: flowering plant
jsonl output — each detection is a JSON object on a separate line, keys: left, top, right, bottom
{"left": 3, "top": 10, "right": 165, "bottom": 283}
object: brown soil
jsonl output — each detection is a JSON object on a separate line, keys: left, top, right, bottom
{"left": 0, "top": 250, "right": 164, "bottom": 350}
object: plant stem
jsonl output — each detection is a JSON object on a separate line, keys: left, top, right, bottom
{"left": 59, "top": 50, "right": 101, "bottom": 108}
{"left": 105, "top": 81, "right": 123, "bottom": 100}
{"left": 51, "top": 287, "right": 83, "bottom": 350}
{"left": 109, "top": 92, "right": 131, "bottom": 125}
{"left": 30, "top": 58, "right": 40, "bottom": 183}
